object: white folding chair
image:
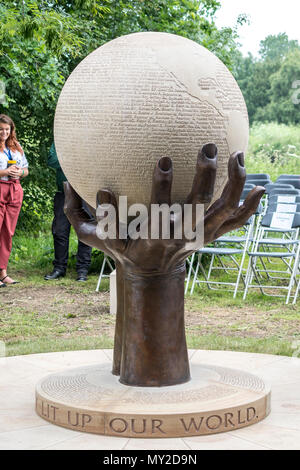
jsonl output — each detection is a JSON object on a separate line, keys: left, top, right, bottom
{"left": 185, "top": 253, "right": 196, "bottom": 295}
{"left": 276, "top": 174, "right": 300, "bottom": 182}
{"left": 293, "top": 272, "right": 300, "bottom": 305}
{"left": 243, "top": 212, "right": 300, "bottom": 304}
{"left": 246, "top": 173, "right": 271, "bottom": 182}
{"left": 95, "top": 254, "right": 115, "bottom": 292}
{"left": 254, "top": 195, "right": 300, "bottom": 273}
{"left": 190, "top": 213, "right": 256, "bottom": 298}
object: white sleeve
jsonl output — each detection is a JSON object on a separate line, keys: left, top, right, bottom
{"left": 21, "top": 152, "right": 29, "bottom": 168}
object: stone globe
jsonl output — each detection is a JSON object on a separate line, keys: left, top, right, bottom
{"left": 54, "top": 32, "right": 249, "bottom": 209}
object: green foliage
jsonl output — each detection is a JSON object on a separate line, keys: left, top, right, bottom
{"left": 0, "top": 0, "right": 244, "bottom": 233}
{"left": 15, "top": 128, "right": 56, "bottom": 232}
{"left": 6, "top": 336, "right": 114, "bottom": 357}
{"left": 235, "top": 33, "right": 300, "bottom": 125}
{"left": 18, "top": 180, "right": 54, "bottom": 232}
{"left": 187, "top": 335, "right": 295, "bottom": 357}
{"left": 11, "top": 226, "right": 108, "bottom": 274}
{"left": 11, "top": 228, "right": 53, "bottom": 267}
{"left": 266, "top": 49, "right": 300, "bottom": 124}
{"left": 0, "top": 0, "right": 107, "bottom": 233}
{"left": 246, "top": 122, "right": 300, "bottom": 181}
{"left": 3, "top": 238, "right": 299, "bottom": 357}
{"left": 259, "top": 33, "right": 299, "bottom": 62}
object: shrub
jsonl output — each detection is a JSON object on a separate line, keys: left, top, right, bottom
{"left": 246, "top": 122, "right": 300, "bottom": 181}
{"left": 16, "top": 130, "right": 55, "bottom": 233}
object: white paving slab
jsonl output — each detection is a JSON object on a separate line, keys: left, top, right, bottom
{"left": 1, "top": 349, "right": 300, "bottom": 450}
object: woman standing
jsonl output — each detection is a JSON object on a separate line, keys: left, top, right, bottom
{"left": 0, "top": 114, "right": 29, "bottom": 287}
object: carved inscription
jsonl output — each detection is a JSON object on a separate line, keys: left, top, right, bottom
{"left": 54, "top": 32, "right": 249, "bottom": 210}
{"left": 36, "top": 362, "right": 270, "bottom": 438}
{"left": 67, "top": 411, "right": 92, "bottom": 428}
{"left": 109, "top": 418, "right": 166, "bottom": 435}
{"left": 180, "top": 407, "right": 257, "bottom": 433}
{"left": 37, "top": 397, "right": 260, "bottom": 435}
{"left": 43, "top": 407, "right": 256, "bottom": 434}
{"left": 41, "top": 401, "right": 59, "bottom": 422}
{"left": 108, "top": 407, "right": 258, "bottom": 435}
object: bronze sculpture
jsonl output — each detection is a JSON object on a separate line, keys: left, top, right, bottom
{"left": 64, "top": 144, "right": 264, "bottom": 388}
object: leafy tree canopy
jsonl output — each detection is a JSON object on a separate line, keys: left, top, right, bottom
{"left": 259, "top": 33, "right": 299, "bottom": 62}
{"left": 234, "top": 33, "right": 300, "bottom": 125}
{"left": 0, "top": 0, "right": 244, "bottom": 130}
{"left": 0, "top": 0, "right": 244, "bottom": 231}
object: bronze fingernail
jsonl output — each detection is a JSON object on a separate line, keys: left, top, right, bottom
{"left": 158, "top": 156, "right": 172, "bottom": 172}
{"left": 201, "top": 143, "right": 218, "bottom": 160}
{"left": 97, "top": 190, "right": 111, "bottom": 205}
{"left": 237, "top": 152, "right": 245, "bottom": 167}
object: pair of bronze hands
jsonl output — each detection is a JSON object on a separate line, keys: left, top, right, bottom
{"left": 64, "top": 144, "right": 265, "bottom": 387}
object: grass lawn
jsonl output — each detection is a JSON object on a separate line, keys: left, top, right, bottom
{"left": 1, "top": 122, "right": 299, "bottom": 358}
{"left": 1, "top": 245, "right": 299, "bottom": 358}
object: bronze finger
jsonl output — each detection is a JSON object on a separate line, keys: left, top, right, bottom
{"left": 150, "top": 156, "right": 173, "bottom": 205}
{"left": 186, "top": 143, "right": 217, "bottom": 205}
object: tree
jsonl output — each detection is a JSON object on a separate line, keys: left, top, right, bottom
{"left": 234, "top": 33, "right": 300, "bottom": 125}
{"left": 265, "top": 49, "right": 300, "bottom": 125}
{"left": 0, "top": 0, "right": 97, "bottom": 230}
{"left": 259, "top": 33, "right": 299, "bottom": 62}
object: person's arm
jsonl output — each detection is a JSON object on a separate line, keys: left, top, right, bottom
{"left": 2, "top": 165, "right": 28, "bottom": 179}
{"left": 20, "top": 167, "right": 29, "bottom": 178}
{"left": 17, "top": 150, "right": 29, "bottom": 179}
{"left": 0, "top": 168, "right": 9, "bottom": 178}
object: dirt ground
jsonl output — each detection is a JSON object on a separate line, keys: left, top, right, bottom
{"left": 1, "top": 282, "right": 300, "bottom": 343}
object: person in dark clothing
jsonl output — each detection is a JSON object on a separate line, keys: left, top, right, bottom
{"left": 44, "top": 143, "right": 92, "bottom": 281}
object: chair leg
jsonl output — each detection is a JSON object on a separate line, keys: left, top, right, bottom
{"left": 247, "top": 256, "right": 257, "bottom": 292}
{"left": 293, "top": 279, "right": 300, "bottom": 305}
{"left": 234, "top": 250, "right": 247, "bottom": 299}
{"left": 107, "top": 258, "right": 114, "bottom": 272}
{"left": 243, "top": 258, "right": 251, "bottom": 300}
{"left": 289, "top": 247, "right": 300, "bottom": 305}
{"left": 95, "top": 255, "right": 107, "bottom": 292}
{"left": 198, "top": 255, "right": 214, "bottom": 290}
{"left": 185, "top": 253, "right": 195, "bottom": 295}
{"left": 244, "top": 256, "right": 263, "bottom": 297}
{"left": 217, "top": 255, "right": 231, "bottom": 274}
{"left": 206, "top": 254, "right": 215, "bottom": 280}
{"left": 251, "top": 257, "right": 267, "bottom": 295}
{"left": 190, "top": 256, "right": 200, "bottom": 295}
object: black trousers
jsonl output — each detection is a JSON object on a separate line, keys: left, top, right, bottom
{"left": 52, "top": 192, "right": 92, "bottom": 273}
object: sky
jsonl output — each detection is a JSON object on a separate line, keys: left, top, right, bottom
{"left": 215, "top": 0, "right": 300, "bottom": 57}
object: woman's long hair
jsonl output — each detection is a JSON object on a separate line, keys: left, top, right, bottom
{"left": 0, "top": 114, "right": 23, "bottom": 154}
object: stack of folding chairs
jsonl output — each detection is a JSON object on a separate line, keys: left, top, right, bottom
{"left": 187, "top": 183, "right": 264, "bottom": 298}
{"left": 186, "top": 173, "right": 300, "bottom": 304}
{"left": 188, "top": 215, "right": 255, "bottom": 298}
{"left": 243, "top": 175, "right": 300, "bottom": 304}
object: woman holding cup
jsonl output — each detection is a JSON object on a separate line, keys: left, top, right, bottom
{"left": 0, "top": 114, "right": 29, "bottom": 287}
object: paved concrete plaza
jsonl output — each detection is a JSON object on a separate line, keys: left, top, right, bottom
{"left": 1, "top": 349, "right": 300, "bottom": 450}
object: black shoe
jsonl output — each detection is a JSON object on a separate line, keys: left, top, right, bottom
{"left": 44, "top": 269, "right": 65, "bottom": 280}
{"left": 76, "top": 272, "right": 88, "bottom": 282}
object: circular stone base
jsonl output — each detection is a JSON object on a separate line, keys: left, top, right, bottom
{"left": 36, "top": 361, "right": 271, "bottom": 438}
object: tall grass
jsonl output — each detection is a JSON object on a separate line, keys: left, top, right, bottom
{"left": 246, "top": 122, "right": 300, "bottom": 181}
